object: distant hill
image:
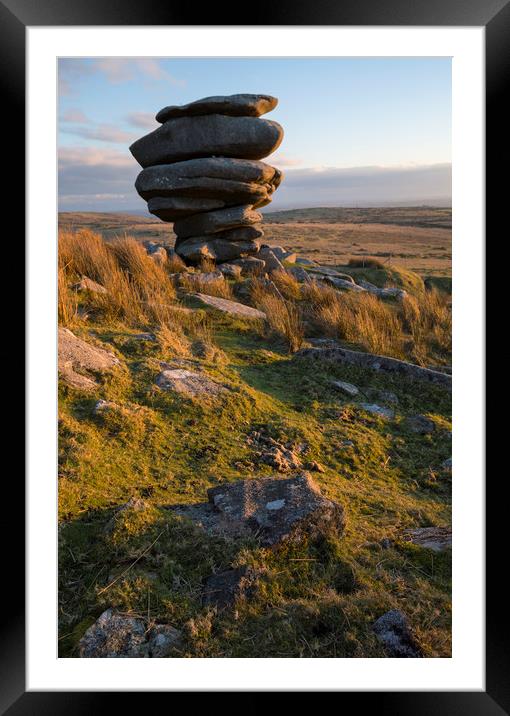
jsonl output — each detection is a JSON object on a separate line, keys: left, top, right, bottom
{"left": 60, "top": 206, "right": 452, "bottom": 234}
{"left": 263, "top": 206, "right": 451, "bottom": 230}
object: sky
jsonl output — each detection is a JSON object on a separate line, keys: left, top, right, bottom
{"left": 58, "top": 57, "right": 452, "bottom": 213}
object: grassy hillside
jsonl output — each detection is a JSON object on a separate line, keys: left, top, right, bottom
{"left": 58, "top": 229, "right": 452, "bottom": 658}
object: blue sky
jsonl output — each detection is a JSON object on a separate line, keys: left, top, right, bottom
{"left": 58, "top": 57, "right": 451, "bottom": 212}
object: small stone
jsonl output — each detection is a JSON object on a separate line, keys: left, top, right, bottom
{"left": 288, "top": 266, "right": 312, "bottom": 283}
{"left": 295, "top": 257, "right": 317, "bottom": 266}
{"left": 78, "top": 609, "right": 182, "bottom": 658}
{"left": 132, "top": 333, "right": 156, "bottom": 341}
{"left": 202, "top": 566, "right": 259, "bottom": 609}
{"left": 304, "top": 461, "right": 325, "bottom": 473}
{"left": 323, "top": 276, "right": 366, "bottom": 292}
{"left": 402, "top": 414, "right": 435, "bottom": 434}
{"left": 148, "top": 246, "right": 168, "bottom": 264}
{"left": 360, "top": 403, "right": 395, "bottom": 420}
{"left": 441, "top": 457, "right": 452, "bottom": 471}
{"left": 372, "top": 610, "right": 422, "bottom": 658}
{"left": 93, "top": 399, "right": 118, "bottom": 414}
{"left": 155, "top": 368, "right": 227, "bottom": 398}
{"left": 256, "top": 247, "right": 285, "bottom": 273}
{"left": 403, "top": 526, "right": 451, "bottom": 552}
{"left": 72, "top": 276, "right": 108, "bottom": 294}
{"left": 332, "top": 380, "right": 359, "bottom": 397}
{"left": 218, "top": 263, "right": 242, "bottom": 279}
{"left": 230, "top": 256, "right": 266, "bottom": 275}
{"left": 193, "top": 293, "right": 266, "bottom": 320}
{"left": 147, "top": 624, "right": 182, "bottom": 657}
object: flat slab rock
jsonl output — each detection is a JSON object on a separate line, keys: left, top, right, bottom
{"left": 297, "top": 345, "right": 452, "bottom": 390}
{"left": 58, "top": 327, "right": 121, "bottom": 390}
{"left": 332, "top": 379, "right": 359, "bottom": 397}
{"left": 156, "top": 368, "right": 227, "bottom": 397}
{"left": 174, "top": 205, "right": 262, "bottom": 240}
{"left": 78, "top": 609, "right": 181, "bottom": 658}
{"left": 193, "top": 293, "right": 266, "bottom": 320}
{"left": 170, "top": 473, "right": 345, "bottom": 547}
{"left": 373, "top": 610, "right": 423, "bottom": 658}
{"left": 130, "top": 114, "right": 283, "bottom": 168}
{"left": 360, "top": 403, "right": 395, "bottom": 420}
{"left": 403, "top": 526, "right": 452, "bottom": 552}
{"left": 156, "top": 94, "right": 278, "bottom": 122}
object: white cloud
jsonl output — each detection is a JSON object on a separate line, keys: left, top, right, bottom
{"left": 268, "top": 163, "right": 452, "bottom": 209}
{"left": 94, "top": 58, "right": 185, "bottom": 86}
{"left": 58, "top": 148, "right": 451, "bottom": 213}
{"left": 60, "top": 124, "right": 138, "bottom": 144}
{"left": 61, "top": 108, "right": 89, "bottom": 123}
{"left": 126, "top": 111, "right": 157, "bottom": 129}
{"left": 271, "top": 153, "right": 302, "bottom": 167}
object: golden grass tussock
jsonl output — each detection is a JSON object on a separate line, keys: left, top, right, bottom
{"left": 250, "top": 279, "right": 304, "bottom": 353}
{"left": 166, "top": 253, "right": 187, "bottom": 273}
{"left": 58, "top": 264, "right": 79, "bottom": 327}
{"left": 155, "top": 323, "right": 192, "bottom": 357}
{"left": 401, "top": 289, "right": 452, "bottom": 363}
{"left": 348, "top": 257, "right": 386, "bottom": 269}
{"left": 303, "top": 281, "right": 404, "bottom": 357}
{"left": 270, "top": 270, "right": 302, "bottom": 301}
{"left": 58, "top": 230, "right": 181, "bottom": 328}
{"left": 179, "top": 272, "right": 234, "bottom": 300}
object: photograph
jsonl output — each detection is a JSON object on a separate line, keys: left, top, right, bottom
{"left": 56, "top": 56, "right": 453, "bottom": 659}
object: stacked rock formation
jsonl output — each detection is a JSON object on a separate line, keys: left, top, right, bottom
{"left": 130, "top": 94, "right": 284, "bottom": 265}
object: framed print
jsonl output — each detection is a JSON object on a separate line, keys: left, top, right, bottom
{"left": 4, "top": 0, "right": 499, "bottom": 710}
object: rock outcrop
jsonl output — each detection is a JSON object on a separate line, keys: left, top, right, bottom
{"left": 372, "top": 610, "right": 423, "bottom": 658}
{"left": 58, "top": 327, "right": 121, "bottom": 390}
{"left": 169, "top": 473, "right": 345, "bottom": 547}
{"left": 130, "top": 94, "right": 283, "bottom": 265}
{"left": 78, "top": 609, "right": 182, "bottom": 657}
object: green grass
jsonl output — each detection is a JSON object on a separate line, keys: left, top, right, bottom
{"left": 59, "top": 304, "right": 451, "bottom": 658}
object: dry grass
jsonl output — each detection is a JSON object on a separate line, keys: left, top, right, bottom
{"left": 301, "top": 280, "right": 404, "bottom": 357}
{"left": 197, "top": 258, "right": 217, "bottom": 273}
{"left": 270, "top": 270, "right": 302, "bottom": 300}
{"left": 250, "top": 279, "right": 304, "bottom": 353}
{"left": 401, "top": 289, "right": 452, "bottom": 364}
{"left": 155, "top": 323, "right": 192, "bottom": 357}
{"left": 180, "top": 272, "right": 233, "bottom": 300}
{"left": 58, "top": 230, "right": 182, "bottom": 329}
{"left": 58, "top": 264, "right": 79, "bottom": 327}
{"left": 166, "top": 253, "right": 187, "bottom": 273}
{"left": 348, "top": 257, "right": 386, "bottom": 269}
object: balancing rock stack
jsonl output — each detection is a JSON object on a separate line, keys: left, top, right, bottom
{"left": 130, "top": 94, "right": 284, "bottom": 265}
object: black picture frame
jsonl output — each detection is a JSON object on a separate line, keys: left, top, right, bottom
{"left": 6, "top": 0, "right": 496, "bottom": 711}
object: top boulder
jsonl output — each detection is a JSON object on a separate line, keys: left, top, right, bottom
{"left": 156, "top": 94, "right": 278, "bottom": 123}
